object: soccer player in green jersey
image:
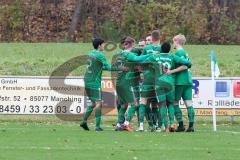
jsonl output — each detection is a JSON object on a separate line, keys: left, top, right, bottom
{"left": 80, "top": 38, "right": 125, "bottom": 132}
{"left": 115, "top": 37, "right": 150, "bottom": 132}
{"left": 151, "top": 42, "right": 192, "bottom": 132}
{"left": 123, "top": 38, "right": 146, "bottom": 129}
{"left": 167, "top": 34, "right": 195, "bottom": 132}
{"left": 116, "top": 37, "right": 128, "bottom": 114}
{"left": 141, "top": 31, "right": 161, "bottom": 56}
{"left": 138, "top": 30, "right": 162, "bottom": 132}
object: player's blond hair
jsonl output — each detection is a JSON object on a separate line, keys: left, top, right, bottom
{"left": 173, "top": 34, "right": 186, "bottom": 45}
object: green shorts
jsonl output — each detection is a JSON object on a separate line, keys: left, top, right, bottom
{"left": 116, "top": 84, "right": 140, "bottom": 104}
{"left": 148, "top": 97, "right": 158, "bottom": 104}
{"left": 153, "top": 79, "right": 175, "bottom": 103}
{"left": 156, "top": 89, "right": 175, "bottom": 103}
{"left": 85, "top": 87, "right": 102, "bottom": 102}
{"left": 140, "top": 85, "right": 156, "bottom": 99}
{"left": 175, "top": 85, "right": 192, "bottom": 101}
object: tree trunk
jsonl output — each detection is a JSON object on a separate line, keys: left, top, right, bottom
{"left": 92, "top": 0, "right": 98, "bottom": 38}
{"left": 68, "top": 0, "right": 83, "bottom": 42}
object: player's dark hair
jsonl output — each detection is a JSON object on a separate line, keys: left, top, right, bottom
{"left": 161, "top": 42, "right": 171, "bottom": 53}
{"left": 151, "top": 30, "right": 160, "bottom": 41}
{"left": 121, "top": 36, "right": 127, "bottom": 45}
{"left": 92, "top": 38, "right": 104, "bottom": 49}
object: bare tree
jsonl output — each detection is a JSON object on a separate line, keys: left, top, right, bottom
{"left": 68, "top": 0, "right": 85, "bottom": 42}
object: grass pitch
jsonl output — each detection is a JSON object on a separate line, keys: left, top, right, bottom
{"left": 0, "top": 116, "right": 239, "bottom": 160}
{"left": 0, "top": 43, "right": 240, "bottom": 77}
{"left": 0, "top": 43, "right": 240, "bottom": 159}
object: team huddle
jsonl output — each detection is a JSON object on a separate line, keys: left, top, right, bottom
{"left": 80, "top": 30, "right": 195, "bottom": 133}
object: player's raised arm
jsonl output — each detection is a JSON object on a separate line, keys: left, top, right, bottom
{"left": 166, "top": 56, "right": 191, "bottom": 75}
{"left": 101, "top": 55, "right": 124, "bottom": 71}
{"left": 127, "top": 52, "right": 150, "bottom": 62}
{"left": 166, "top": 65, "right": 187, "bottom": 75}
{"left": 173, "top": 55, "right": 192, "bottom": 68}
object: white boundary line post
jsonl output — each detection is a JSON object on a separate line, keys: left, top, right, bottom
{"left": 211, "top": 52, "right": 217, "bottom": 131}
{"left": 211, "top": 74, "right": 217, "bottom": 131}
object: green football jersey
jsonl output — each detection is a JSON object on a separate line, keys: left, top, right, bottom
{"left": 141, "top": 44, "right": 162, "bottom": 85}
{"left": 84, "top": 50, "right": 112, "bottom": 88}
{"left": 132, "top": 47, "right": 143, "bottom": 56}
{"left": 150, "top": 53, "right": 192, "bottom": 85}
{"left": 132, "top": 47, "right": 143, "bottom": 79}
{"left": 175, "top": 49, "right": 193, "bottom": 85}
{"left": 116, "top": 50, "right": 149, "bottom": 86}
{"left": 141, "top": 45, "right": 162, "bottom": 55}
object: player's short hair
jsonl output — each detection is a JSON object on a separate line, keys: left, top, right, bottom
{"left": 124, "top": 36, "right": 135, "bottom": 46}
{"left": 146, "top": 33, "right": 151, "bottom": 38}
{"left": 92, "top": 38, "right": 104, "bottom": 49}
{"left": 121, "top": 36, "right": 127, "bottom": 45}
{"left": 151, "top": 30, "right": 160, "bottom": 41}
{"left": 161, "top": 42, "right": 171, "bottom": 53}
{"left": 139, "top": 38, "right": 145, "bottom": 42}
{"left": 173, "top": 34, "right": 186, "bottom": 45}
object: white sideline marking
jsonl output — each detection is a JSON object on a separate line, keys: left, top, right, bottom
{"left": 220, "top": 131, "right": 240, "bottom": 134}
{"left": 0, "top": 146, "right": 239, "bottom": 151}
{"left": 0, "top": 146, "right": 79, "bottom": 150}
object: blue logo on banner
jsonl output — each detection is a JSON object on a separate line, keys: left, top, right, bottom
{"left": 193, "top": 80, "right": 199, "bottom": 95}
{"left": 215, "top": 81, "right": 230, "bottom": 97}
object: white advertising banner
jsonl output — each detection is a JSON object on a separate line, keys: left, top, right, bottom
{"left": 0, "top": 76, "right": 85, "bottom": 114}
{"left": 0, "top": 76, "right": 240, "bottom": 115}
{"left": 182, "top": 78, "right": 240, "bottom": 109}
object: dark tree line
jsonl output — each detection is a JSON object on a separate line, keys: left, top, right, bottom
{"left": 0, "top": 0, "right": 239, "bottom": 44}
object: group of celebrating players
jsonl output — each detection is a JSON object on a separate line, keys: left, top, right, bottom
{"left": 80, "top": 30, "right": 195, "bottom": 133}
